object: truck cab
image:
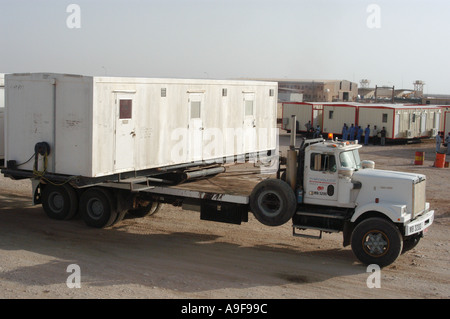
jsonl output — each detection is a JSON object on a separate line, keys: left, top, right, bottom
{"left": 250, "top": 137, "right": 434, "bottom": 267}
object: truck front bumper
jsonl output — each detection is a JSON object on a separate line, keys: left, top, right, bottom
{"left": 404, "top": 209, "right": 434, "bottom": 236}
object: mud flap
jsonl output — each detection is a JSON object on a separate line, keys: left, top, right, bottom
{"left": 32, "top": 179, "right": 42, "bottom": 205}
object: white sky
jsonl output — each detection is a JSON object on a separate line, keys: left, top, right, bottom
{"left": 1, "top": 0, "right": 449, "bottom": 94}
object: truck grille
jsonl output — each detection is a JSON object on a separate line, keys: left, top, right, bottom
{"left": 412, "top": 179, "right": 426, "bottom": 219}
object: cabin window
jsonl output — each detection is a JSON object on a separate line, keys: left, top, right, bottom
{"left": 269, "top": 89, "right": 275, "bottom": 96}
{"left": 382, "top": 113, "right": 388, "bottom": 123}
{"left": 190, "top": 101, "right": 201, "bottom": 119}
{"left": 222, "top": 88, "right": 227, "bottom": 97}
{"left": 119, "top": 100, "right": 132, "bottom": 119}
{"left": 161, "top": 88, "right": 167, "bottom": 97}
{"left": 245, "top": 100, "right": 254, "bottom": 116}
{"left": 310, "top": 153, "right": 337, "bottom": 172}
{"left": 329, "top": 110, "right": 334, "bottom": 119}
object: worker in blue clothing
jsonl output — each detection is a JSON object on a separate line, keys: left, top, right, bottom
{"left": 356, "top": 126, "right": 363, "bottom": 144}
{"left": 435, "top": 133, "right": 441, "bottom": 152}
{"left": 342, "top": 123, "right": 348, "bottom": 140}
{"left": 364, "top": 125, "right": 371, "bottom": 145}
{"left": 349, "top": 124, "right": 355, "bottom": 141}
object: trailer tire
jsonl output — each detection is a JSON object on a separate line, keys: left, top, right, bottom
{"left": 80, "top": 187, "right": 118, "bottom": 228}
{"left": 250, "top": 179, "right": 296, "bottom": 227}
{"left": 42, "top": 184, "right": 78, "bottom": 220}
{"left": 351, "top": 217, "right": 403, "bottom": 267}
{"left": 128, "top": 201, "right": 161, "bottom": 218}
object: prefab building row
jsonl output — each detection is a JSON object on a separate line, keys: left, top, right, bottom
{"left": 282, "top": 102, "right": 442, "bottom": 140}
{"left": 4, "top": 73, "right": 278, "bottom": 178}
{"left": 358, "top": 104, "right": 441, "bottom": 139}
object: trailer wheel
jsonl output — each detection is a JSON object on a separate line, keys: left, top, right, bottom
{"left": 128, "top": 201, "right": 161, "bottom": 218}
{"left": 80, "top": 188, "right": 118, "bottom": 228}
{"left": 42, "top": 184, "right": 78, "bottom": 220}
{"left": 351, "top": 217, "right": 403, "bottom": 267}
{"left": 250, "top": 179, "right": 296, "bottom": 227}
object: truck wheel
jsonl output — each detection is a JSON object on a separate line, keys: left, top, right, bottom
{"left": 250, "top": 179, "right": 296, "bottom": 227}
{"left": 128, "top": 201, "right": 161, "bottom": 218}
{"left": 80, "top": 187, "right": 118, "bottom": 228}
{"left": 351, "top": 217, "right": 403, "bottom": 267}
{"left": 42, "top": 184, "right": 78, "bottom": 220}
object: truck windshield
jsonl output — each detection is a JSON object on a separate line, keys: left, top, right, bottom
{"left": 339, "top": 150, "right": 361, "bottom": 170}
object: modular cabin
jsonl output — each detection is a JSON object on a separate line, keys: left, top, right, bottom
{"left": 357, "top": 104, "right": 441, "bottom": 140}
{"left": 0, "top": 74, "right": 4, "bottom": 162}
{"left": 321, "top": 102, "right": 358, "bottom": 137}
{"left": 281, "top": 102, "right": 323, "bottom": 133}
{"left": 4, "top": 73, "right": 278, "bottom": 180}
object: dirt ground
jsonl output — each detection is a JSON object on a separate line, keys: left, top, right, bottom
{"left": 0, "top": 135, "right": 448, "bottom": 299}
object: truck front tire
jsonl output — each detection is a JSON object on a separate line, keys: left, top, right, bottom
{"left": 351, "top": 217, "right": 403, "bottom": 267}
{"left": 250, "top": 179, "right": 296, "bottom": 227}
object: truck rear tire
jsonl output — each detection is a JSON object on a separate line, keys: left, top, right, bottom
{"left": 80, "top": 187, "right": 118, "bottom": 228}
{"left": 250, "top": 179, "right": 296, "bottom": 227}
{"left": 42, "top": 184, "right": 78, "bottom": 220}
{"left": 351, "top": 217, "right": 403, "bottom": 267}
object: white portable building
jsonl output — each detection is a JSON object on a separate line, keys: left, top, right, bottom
{"left": 322, "top": 103, "right": 358, "bottom": 137}
{"left": 0, "top": 74, "right": 5, "bottom": 161}
{"left": 282, "top": 102, "right": 323, "bottom": 132}
{"left": 357, "top": 104, "right": 441, "bottom": 140}
{"left": 5, "top": 73, "right": 277, "bottom": 178}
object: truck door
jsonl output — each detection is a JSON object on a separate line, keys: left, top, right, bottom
{"left": 243, "top": 93, "right": 256, "bottom": 154}
{"left": 115, "top": 93, "right": 136, "bottom": 172}
{"left": 188, "top": 93, "right": 204, "bottom": 162}
{"left": 304, "top": 152, "right": 338, "bottom": 204}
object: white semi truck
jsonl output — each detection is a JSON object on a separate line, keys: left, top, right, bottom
{"left": 250, "top": 118, "right": 434, "bottom": 267}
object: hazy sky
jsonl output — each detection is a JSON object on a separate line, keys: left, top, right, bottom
{"left": 1, "top": 0, "right": 449, "bottom": 94}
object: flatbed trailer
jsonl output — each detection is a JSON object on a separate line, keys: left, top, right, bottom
{"left": 0, "top": 161, "right": 263, "bottom": 228}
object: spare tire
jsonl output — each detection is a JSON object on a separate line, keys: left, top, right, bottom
{"left": 250, "top": 179, "right": 297, "bottom": 226}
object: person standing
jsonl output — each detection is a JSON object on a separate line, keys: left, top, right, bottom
{"left": 380, "top": 127, "right": 387, "bottom": 146}
{"left": 364, "top": 125, "right": 371, "bottom": 145}
{"left": 435, "top": 133, "right": 442, "bottom": 153}
{"left": 342, "top": 123, "right": 348, "bottom": 141}
{"left": 349, "top": 124, "right": 355, "bottom": 141}
{"left": 372, "top": 125, "right": 378, "bottom": 145}
{"left": 356, "top": 126, "right": 363, "bottom": 144}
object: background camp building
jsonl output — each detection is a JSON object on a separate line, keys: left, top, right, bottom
{"left": 282, "top": 101, "right": 442, "bottom": 141}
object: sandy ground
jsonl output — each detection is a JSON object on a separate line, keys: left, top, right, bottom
{"left": 0, "top": 135, "right": 448, "bottom": 299}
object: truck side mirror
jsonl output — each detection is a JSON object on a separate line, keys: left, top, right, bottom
{"left": 361, "top": 160, "right": 375, "bottom": 169}
{"left": 338, "top": 167, "right": 354, "bottom": 178}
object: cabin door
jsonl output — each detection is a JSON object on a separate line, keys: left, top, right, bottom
{"left": 188, "top": 93, "right": 204, "bottom": 162}
{"left": 243, "top": 93, "right": 256, "bottom": 154}
{"left": 115, "top": 93, "right": 136, "bottom": 172}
